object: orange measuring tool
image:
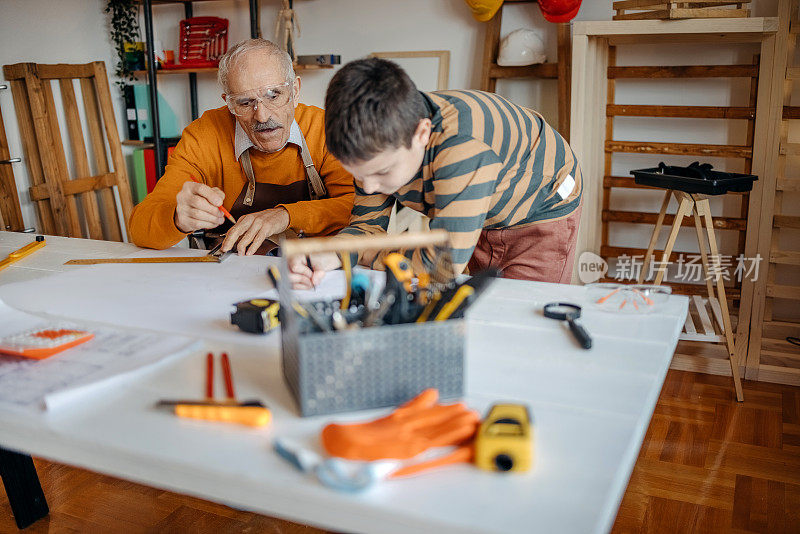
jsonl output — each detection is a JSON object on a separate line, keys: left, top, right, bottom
{"left": 0, "top": 326, "right": 94, "bottom": 360}
{"left": 157, "top": 352, "right": 271, "bottom": 427}
{"left": 0, "top": 235, "right": 46, "bottom": 272}
{"left": 189, "top": 176, "right": 237, "bottom": 224}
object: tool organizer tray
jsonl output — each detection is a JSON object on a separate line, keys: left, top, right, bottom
{"left": 278, "top": 231, "right": 466, "bottom": 417}
{"left": 631, "top": 162, "right": 757, "bottom": 195}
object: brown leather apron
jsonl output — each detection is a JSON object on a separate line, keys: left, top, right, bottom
{"left": 197, "top": 129, "right": 328, "bottom": 255}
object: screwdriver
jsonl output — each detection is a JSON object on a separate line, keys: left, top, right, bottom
{"left": 156, "top": 352, "right": 271, "bottom": 427}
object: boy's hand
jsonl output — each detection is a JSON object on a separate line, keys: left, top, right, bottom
{"left": 222, "top": 207, "right": 290, "bottom": 256}
{"left": 174, "top": 181, "right": 225, "bottom": 233}
{"left": 288, "top": 252, "right": 342, "bottom": 289}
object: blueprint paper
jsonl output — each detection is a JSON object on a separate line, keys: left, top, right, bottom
{"left": 0, "top": 249, "right": 383, "bottom": 345}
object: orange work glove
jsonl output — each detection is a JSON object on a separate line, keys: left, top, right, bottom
{"left": 321, "top": 389, "right": 481, "bottom": 461}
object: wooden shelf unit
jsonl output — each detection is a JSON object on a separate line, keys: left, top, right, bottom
{"left": 570, "top": 17, "right": 780, "bottom": 382}
{"left": 597, "top": 51, "right": 760, "bottom": 304}
{"left": 121, "top": 140, "right": 155, "bottom": 148}
{"left": 133, "top": 68, "right": 218, "bottom": 76}
{"left": 133, "top": 63, "right": 332, "bottom": 77}
{"left": 133, "top": 0, "right": 261, "bottom": 176}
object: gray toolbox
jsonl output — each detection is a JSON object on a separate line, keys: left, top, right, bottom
{"left": 277, "top": 230, "right": 466, "bottom": 417}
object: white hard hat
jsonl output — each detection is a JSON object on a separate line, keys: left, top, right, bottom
{"left": 497, "top": 29, "right": 546, "bottom": 67}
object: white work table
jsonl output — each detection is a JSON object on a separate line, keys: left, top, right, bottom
{"left": 0, "top": 232, "right": 688, "bottom": 534}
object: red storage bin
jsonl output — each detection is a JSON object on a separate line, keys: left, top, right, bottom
{"left": 162, "top": 16, "right": 229, "bottom": 69}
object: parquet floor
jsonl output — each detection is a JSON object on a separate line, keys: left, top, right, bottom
{"left": 611, "top": 370, "right": 800, "bottom": 534}
{"left": 1, "top": 370, "right": 798, "bottom": 533}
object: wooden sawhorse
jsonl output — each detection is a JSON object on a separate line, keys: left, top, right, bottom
{"left": 638, "top": 190, "right": 744, "bottom": 402}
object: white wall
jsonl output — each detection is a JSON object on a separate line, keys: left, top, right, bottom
{"left": 0, "top": 0, "right": 781, "bottom": 244}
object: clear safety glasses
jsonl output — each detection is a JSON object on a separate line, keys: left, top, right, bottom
{"left": 226, "top": 82, "right": 292, "bottom": 117}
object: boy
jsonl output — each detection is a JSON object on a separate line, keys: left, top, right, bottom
{"left": 288, "top": 57, "right": 581, "bottom": 288}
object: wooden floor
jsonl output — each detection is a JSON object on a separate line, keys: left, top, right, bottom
{"left": 1, "top": 370, "right": 798, "bottom": 533}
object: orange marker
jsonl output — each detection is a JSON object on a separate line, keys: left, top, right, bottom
{"left": 189, "top": 176, "right": 236, "bottom": 224}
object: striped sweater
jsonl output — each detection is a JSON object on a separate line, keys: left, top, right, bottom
{"left": 340, "top": 90, "right": 582, "bottom": 274}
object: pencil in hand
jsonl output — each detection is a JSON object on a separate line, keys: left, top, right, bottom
{"left": 189, "top": 176, "right": 237, "bottom": 224}
{"left": 306, "top": 255, "right": 317, "bottom": 290}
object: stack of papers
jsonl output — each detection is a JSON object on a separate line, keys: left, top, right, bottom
{"left": 0, "top": 300, "right": 200, "bottom": 411}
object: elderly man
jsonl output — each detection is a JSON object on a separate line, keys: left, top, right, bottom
{"left": 129, "top": 38, "right": 354, "bottom": 255}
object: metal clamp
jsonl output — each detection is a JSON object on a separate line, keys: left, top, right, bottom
{"left": 0, "top": 158, "right": 21, "bottom": 164}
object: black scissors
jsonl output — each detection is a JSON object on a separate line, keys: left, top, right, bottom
{"left": 543, "top": 302, "right": 593, "bottom": 350}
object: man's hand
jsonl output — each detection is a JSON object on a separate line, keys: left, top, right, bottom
{"left": 288, "top": 252, "right": 341, "bottom": 289}
{"left": 222, "top": 207, "right": 290, "bottom": 255}
{"left": 174, "top": 180, "right": 226, "bottom": 233}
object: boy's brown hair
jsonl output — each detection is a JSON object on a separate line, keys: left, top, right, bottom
{"left": 324, "top": 57, "right": 429, "bottom": 164}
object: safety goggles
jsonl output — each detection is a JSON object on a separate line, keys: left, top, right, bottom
{"left": 226, "top": 82, "right": 292, "bottom": 117}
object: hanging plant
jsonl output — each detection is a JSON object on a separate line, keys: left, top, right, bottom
{"left": 105, "top": 0, "right": 141, "bottom": 90}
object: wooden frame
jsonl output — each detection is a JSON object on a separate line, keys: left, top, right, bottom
{"left": 369, "top": 51, "right": 450, "bottom": 91}
{"left": 613, "top": 1, "right": 751, "bottom": 21}
{"left": 739, "top": 0, "right": 800, "bottom": 386}
{"left": 2, "top": 62, "right": 134, "bottom": 241}
{"left": 570, "top": 17, "right": 779, "bottom": 380}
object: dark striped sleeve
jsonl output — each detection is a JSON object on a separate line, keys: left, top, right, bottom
{"left": 426, "top": 138, "right": 502, "bottom": 274}
{"left": 337, "top": 184, "right": 395, "bottom": 267}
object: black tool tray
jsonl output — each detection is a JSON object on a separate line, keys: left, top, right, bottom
{"left": 631, "top": 162, "right": 758, "bottom": 195}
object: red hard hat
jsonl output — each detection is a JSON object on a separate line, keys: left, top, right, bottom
{"left": 538, "top": 0, "right": 582, "bottom": 23}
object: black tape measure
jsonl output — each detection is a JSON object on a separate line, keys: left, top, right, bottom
{"left": 230, "top": 299, "right": 280, "bottom": 334}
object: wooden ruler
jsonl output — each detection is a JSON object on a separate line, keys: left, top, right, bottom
{"left": 66, "top": 241, "right": 232, "bottom": 265}
{"left": 65, "top": 255, "right": 222, "bottom": 265}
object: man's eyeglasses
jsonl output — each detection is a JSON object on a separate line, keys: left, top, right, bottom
{"left": 226, "top": 82, "right": 292, "bottom": 116}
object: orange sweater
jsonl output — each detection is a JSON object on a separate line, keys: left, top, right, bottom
{"left": 128, "top": 104, "right": 355, "bottom": 249}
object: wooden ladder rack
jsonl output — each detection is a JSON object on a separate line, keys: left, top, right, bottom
{"left": 740, "top": 0, "right": 800, "bottom": 386}
{"left": 479, "top": 0, "right": 571, "bottom": 140}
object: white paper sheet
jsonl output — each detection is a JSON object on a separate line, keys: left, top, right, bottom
{"left": 0, "top": 249, "right": 384, "bottom": 344}
{"left": 0, "top": 300, "right": 200, "bottom": 411}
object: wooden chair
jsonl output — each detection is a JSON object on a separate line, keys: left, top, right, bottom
{"left": 2, "top": 62, "right": 134, "bottom": 241}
